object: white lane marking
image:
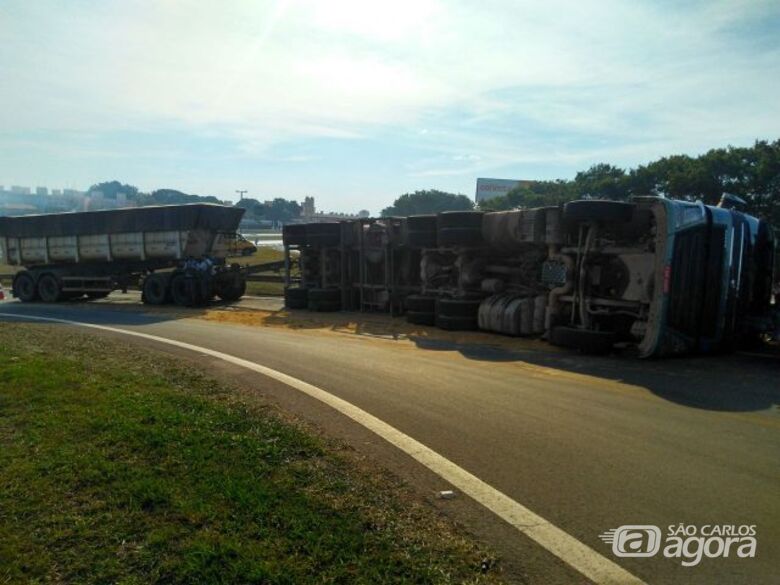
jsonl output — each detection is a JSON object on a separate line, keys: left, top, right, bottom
{"left": 1, "top": 312, "right": 644, "bottom": 585}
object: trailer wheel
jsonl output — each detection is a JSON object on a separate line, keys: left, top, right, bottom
{"left": 437, "top": 211, "right": 483, "bottom": 229}
{"left": 404, "top": 215, "right": 437, "bottom": 248}
{"left": 563, "top": 201, "right": 634, "bottom": 224}
{"left": 284, "top": 287, "right": 309, "bottom": 309}
{"left": 170, "top": 274, "right": 201, "bottom": 307}
{"left": 37, "top": 274, "right": 62, "bottom": 303}
{"left": 306, "top": 223, "right": 341, "bottom": 248}
{"left": 405, "top": 294, "right": 436, "bottom": 313}
{"left": 13, "top": 272, "right": 38, "bottom": 302}
{"left": 217, "top": 278, "right": 246, "bottom": 302}
{"left": 283, "top": 224, "right": 308, "bottom": 246}
{"left": 549, "top": 326, "right": 616, "bottom": 354}
{"left": 436, "top": 298, "right": 481, "bottom": 318}
{"left": 142, "top": 274, "right": 170, "bottom": 305}
{"left": 437, "top": 227, "right": 484, "bottom": 247}
{"left": 406, "top": 311, "right": 436, "bottom": 325}
{"left": 436, "top": 314, "right": 478, "bottom": 331}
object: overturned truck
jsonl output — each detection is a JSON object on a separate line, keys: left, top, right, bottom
{"left": 0, "top": 204, "right": 248, "bottom": 306}
{"left": 283, "top": 196, "right": 776, "bottom": 357}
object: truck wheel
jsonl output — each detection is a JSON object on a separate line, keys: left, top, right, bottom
{"left": 549, "top": 326, "right": 616, "bottom": 354}
{"left": 563, "top": 201, "right": 634, "bottom": 223}
{"left": 437, "top": 227, "right": 484, "bottom": 247}
{"left": 404, "top": 215, "right": 437, "bottom": 248}
{"left": 306, "top": 223, "right": 341, "bottom": 248}
{"left": 13, "top": 272, "right": 38, "bottom": 302}
{"left": 405, "top": 294, "right": 436, "bottom": 313}
{"left": 436, "top": 314, "right": 478, "bottom": 331}
{"left": 436, "top": 298, "right": 481, "bottom": 318}
{"left": 37, "top": 274, "right": 62, "bottom": 303}
{"left": 437, "top": 212, "right": 484, "bottom": 247}
{"left": 143, "top": 274, "right": 170, "bottom": 305}
{"left": 283, "top": 224, "right": 308, "bottom": 246}
{"left": 284, "top": 287, "right": 309, "bottom": 309}
{"left": 437, "top": 211, "right": 483, "bottom": 229}
{"left": 406, "top": 311, "right": 436, "bottom": 325}
{"left": 217, "top": 278, "right": 246, "bottom": 302}
{"left": 170, "top": 274, "right": 200, "bottom": 307}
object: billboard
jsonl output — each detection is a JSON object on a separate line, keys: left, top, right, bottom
{"left": 475, "top": 178, "right": 536, "bottom": 202}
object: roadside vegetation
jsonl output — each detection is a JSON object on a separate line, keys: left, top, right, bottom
{"left": 0, "top": 324, "right": 501, "bottom": 584}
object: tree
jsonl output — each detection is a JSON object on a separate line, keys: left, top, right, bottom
{"left": 381, "top": 190, "right": 473, "bottom": 217}
{"left": 478, "top": 180, "right": 577, "bottom": 211}
{"left": 264, "top": 198, "right": 302, "bottom": 224}
{"left": 148, "top": 189, "right": 221, "bottom": 205}
{"left": 574, "top": 164, "right": 629, "bottom": 200}
{"left": 87, "top": 181, "right": 139, "bottom": 200}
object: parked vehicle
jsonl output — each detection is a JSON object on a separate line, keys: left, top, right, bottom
{"left": 283, "top": 196, "right": 777, "bottom": 357}
{"left": 0, "top": 204, "right": 248, "bottom": 306}
{"left": 229, "top": 233, "right": 258, "bottom": 257}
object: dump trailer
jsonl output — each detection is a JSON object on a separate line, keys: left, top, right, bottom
{"left": 283, "top": 196, "right": 777, "bottom": 358}
{"left": 0, "top": 204, "right": 248, "bottom": 306}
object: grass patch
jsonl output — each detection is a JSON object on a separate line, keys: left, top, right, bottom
{"left": 0, "top": 324, "right": 501, "bottom": 584}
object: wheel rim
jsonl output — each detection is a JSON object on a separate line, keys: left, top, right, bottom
{"left": 16, "top": 276, "right": 35, "bottom": 301}
{"left": 39, "top": 276, "right": 60, "bottom": 302}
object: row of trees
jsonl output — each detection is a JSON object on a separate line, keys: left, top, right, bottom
{"left": 87, "top": 181, "right": 302, "bottom": 223}
{"left": 481, "top": 139, "right": 780, "bottom": 232}
{"left": 235, "top": 197, "right": 302, "bottom": 224}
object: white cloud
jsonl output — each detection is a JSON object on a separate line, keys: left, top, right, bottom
{"left": 0, "top": 0, "right": 778, "bottom": 195}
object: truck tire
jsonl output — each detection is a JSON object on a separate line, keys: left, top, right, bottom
{"left": 406, "top": 311, "right": 436, "bottom": 325}
{"left": 436, "top": 298, "right": 481, "bottom": 318}
{"left": 170, "top": 274, "right": 205, "bottom": 307}
{"left": 405, "top": 215, "right": 437, "bottom": 248}
{"left": 405, "top": 294, "right": 436, "bottom": 313}
{"left": 283, "top": 224, "right": 308, "bottom": 246}
{"left": 436, "top": 314, "right": 478, "bottom": 331}
{"left": 563, "top": 201, "right": 634, "bottom": 224}
{"left": 306, "top": 223, "right": 341, "bottom": 248}
{"left": 37, "top": 273, "right": 62, "bottom": 303}
{"left": 437, "top": 227, "right": 484, "bottom": 247}
{"left": 284, "top": 287, "right": 309, "bottom": 309}
{"left": 307, "top": 288, "right": 341, "bottom": 311}
{"left": 142, "top": 273, "right": 170, "bottom": 305}
{"left": 437, "top": 212, "right": 484, "bottom": 247}
{"left": 437, "top": 211, "right": 483, "bottom": 229}
{"left": 13, "top": 272, "right": 38, "bottom": 302}
{"left": 549, "top": 326, "right": 616, "bottom": 354}
{"left": 216, "top": 276, "right": 246, "bottom": 302}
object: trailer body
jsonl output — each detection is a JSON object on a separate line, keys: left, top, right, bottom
{"left": 0, "top": 204, "right": 248, "bottom": 305}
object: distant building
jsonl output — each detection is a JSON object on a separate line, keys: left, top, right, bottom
{"left": 36, "top": 187, "right": 48, "bottom": 196}
{"left": 475, "top": 178, "right": 538, "bottom": 202}
{"left": 11, "top": 185, "right": 31, "bottom": 195}
{"left": 302, "top": 196, "right": 316, "bottom": 217}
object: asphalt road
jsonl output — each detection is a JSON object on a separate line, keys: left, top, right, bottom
{"left": 1, "top": 297, "right": 778, "bottom": 585}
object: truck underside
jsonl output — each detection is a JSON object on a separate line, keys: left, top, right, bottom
{"left": 283, "top": 197, "right": 775, "bottom": 358}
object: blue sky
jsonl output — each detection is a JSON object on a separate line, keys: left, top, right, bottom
{"left": 1, "top": 0, "right": 778, "bottom": 214}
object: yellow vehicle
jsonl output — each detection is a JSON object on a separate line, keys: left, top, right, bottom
{"left": 230, "top": 234, "right": 258, "bottom": 257}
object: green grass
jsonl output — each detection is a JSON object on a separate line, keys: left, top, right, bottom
{"left": 228, "top": 247, "right": 285, "bottom": 266}
{"left": 0, "top": 325, "right": 501, "bottom": 584}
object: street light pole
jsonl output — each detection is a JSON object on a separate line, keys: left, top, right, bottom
{"left": 235, "top": 189, "right": 247, "bottom": 201}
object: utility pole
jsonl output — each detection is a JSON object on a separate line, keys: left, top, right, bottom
{"left": 235, "top": 189, "right": 247, "bottom": 201}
